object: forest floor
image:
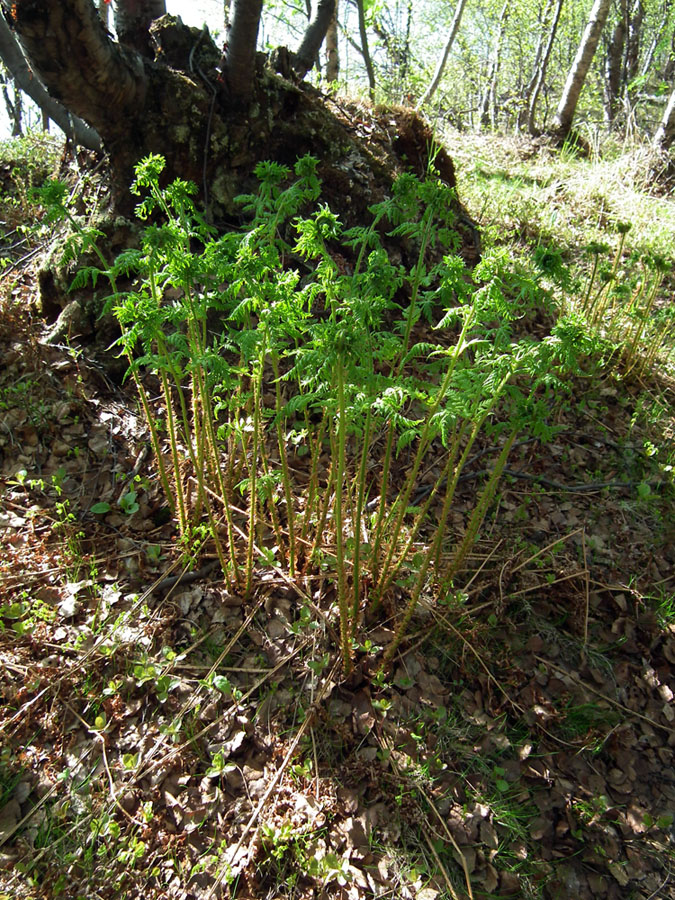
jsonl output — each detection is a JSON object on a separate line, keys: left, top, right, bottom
{"left": 0, "top": 129, "right": 674, "bottom": 900}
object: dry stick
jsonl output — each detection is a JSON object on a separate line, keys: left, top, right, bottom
{"left": 432, "top": 606, "right": 522, "bottom": 712}
{"left": 506, "top": 569, "right": 589, "bottom": 600}
{"left": 461, "top": 538, "right": 504, "bottom": 592}
{"left": 62, "top": 699, "right": 145, "bottom": 828}
{"left": 6, "top": 811, "right": 96, "bottom": 889}
{"left": 510, "top": 527, "right": 584, "bottom": 575}
{"left": 131, "top": 597, "right": 266, "bottom": 779}
{"left": 432, "top": 608, "right": 587, "bottom": 750}
{"left": 534, "top": 655, "right": 674, "bottom": 735}
{"left": 204, "top": 657, "right": 341, "bottom": 899}
{"left": 202, "top": 483, "right": 340, "bottom": 647}
{"left": 645, "top": 861, "right": 673, "bottom": 900}
{"left": 0, "top": 684, "right": 51, "bottom": 734}
{"left": 423, "top": 828, "right": 464, "bottom": 900}
{"left": 375, "top": 726, "right": 472, "bottom": 900}
{"left": 582, "top": 527, "right": 590, "bottom": 649}
{"left": 136, "top": 641, "right": 312, "bottom": 782}
{"left": 0, "top": 556, "right": 191, "bottom": 737}
{"left": 0, "top": 742, "right": 96, "bottom": 849}
{"left": 310, "top": 630, "right": 321, "bottom": 801}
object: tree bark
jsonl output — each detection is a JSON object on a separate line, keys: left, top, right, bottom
{"left": 551, "top": 0, "right": 611, "bottom": 138}
{"left": 224, "top": 0, "right": 263, "bottom": 105}
{"left": 3, "top": 0, "right": 464, "bottom": 229}
{"left": 653, "top": 83, "right": 675, "bottom": 151}
{"left": 624, "top": 0, "right": 643, "bottom": 84}
{"left": 417, "top": 0, "right": 468, "bottom": 109}
{"left": 517, "top": 0, "right": 553, "bottom": 130}
{"left": 603, "top": 0, "right": 627, "bottom": 126}
{"left": 1, "top": 65, "right": 22, "bottom": 135}
{"left": 294, "top": 0, "right": 336, "bottom": 78}
{"left": 527, "top": 0, "right": 564, "bottom": 134}
{"left": 115, "top": 0, "right": 166, "bottom": 56}
{"left": 641, "top": 0, "right": 671, "bottom": 77}
{"left": 98, "top": 0, "right": 109, "bottom": 26}
{"left": 355, "top": 0, "right": 375, "bottom": 100}
{"left": 325, "top": 1, "right": 339, "bottom": 82}
{"left": 0, "top": 10, "right": 102, "bottom": 150}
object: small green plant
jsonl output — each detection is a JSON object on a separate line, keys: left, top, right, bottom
{"left": 259, "top": 821, "right": 349, "bottom": 889}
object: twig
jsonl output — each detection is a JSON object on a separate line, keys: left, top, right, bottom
{"left": 645, "top": 860, "right": 672, "bottom": 900}
{"left": 204, "top": 657, "right": 341, "bottom": 899}
{"left": 423, "top": 827, "right": 465, "bottom": 900}
{"left": 534, "top": 655, "right": 674, "bottom": 735}
{"left": 135, "top": 640, "right": 312, "bottom": 782}
{"left": 506, "top": 568, "right": 589, "bottom": 599}
{"left": 501, "top": 469, "right": 664, "bottom": 493}
{"left": 376, "top": 723, "right": 472, "bottom": 900}
{"left": 0, "top": 742, "right": 95, "bottom": 849}
{"left": 582, "top": 527, "right": 590, "bottom": 649}
{"left": 62, "top": 699, "right": 144, "bottom": 827}
{"left": 510, "top": 528, "right": 584, "bottom": 574}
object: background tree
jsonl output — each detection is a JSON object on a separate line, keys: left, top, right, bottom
{"left": 115, "top": 0, "right": 167, "bottom": 56}
{"left": 1, "top": 0, "right": 344, "bottom": 203}
{"left": 355, "top": 0, "right": 376, "bottom": 99}
{"left": 417, "top": 0, "right": 469, "bottom": 109}
{"left": 325, "top": 0, "right": 339, "bottom": 81}
{"left": 479, "top": 0, "right": 509, "bottom": 129}
{"left": 552, "top": 0, "right": 612, "bottom": 138}
{"left": 0, "top": 62, "right": 21, "bottom": 135}
{"left": 521, "top": 0, "right": 565, "bottom": 133}
{"left": 602, "top": 0, "right": 628, "bottom": 127}
{"left": 2, "top": 0, "right": 674, "bottom": 155}
{"left": 653, "top": 81, "right": 675, "bottom": 149}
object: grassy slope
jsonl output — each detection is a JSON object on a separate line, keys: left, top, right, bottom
{"left": 0, "top": 131, "right": 674, "bottom": 900}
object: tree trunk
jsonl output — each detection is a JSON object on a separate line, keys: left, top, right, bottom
{"left": 355, "top": 0, "right": 375, "bottom": 100}
{"left": 0, "top": 10, "right": 102, "bottom": 150}
{"left": 98, "top": 0, "right": 109, "bottom": 26}
{"left": 624, "top": 0, "right": 643, "bottom": 84}
{"left": 115, "top": 0, "right": 166, "bottom": 56}
{"left": 480, "top": 1, "right": 509, "bottom": 130}
{"left": 527, "top": 0, "right": 564, "bottom": 134}
{"left": 224, "top": 0, "right": 264, "bottom": 104}
{"left": 551, "top": 0, "right": 611, "bottom": 139}
{"left": 417, "top": 0, "right": 468, "bottom": 109}
{"left": 666, "top": 27, "right": 675, "bottom": 81}
{"left": 402, "top": 0, "right": 413, "bottom": 84}
{"left": 1, "top": 67, "right": 22, "bottom": 135}
{"left": 653, "top": 84, "right": 675, "bottom": 151}
{"left": 517, "top": 0, "right": 553, "bottom": 130}
{"left": 641, "top": 0, "right": 671, "bottom": 77}
{"left": 325, "top": 1, "right": 339, "bottom": 82}
{"left": 603, "top": 0, "right": 627, "bottom": 127}
{"left": 294, "top": 0, "right": 336, "bottom": 77}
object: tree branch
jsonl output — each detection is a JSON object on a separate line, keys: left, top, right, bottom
{"left": 355, "top": 0, "right": 375, "bottom": 100}
{"left": 293, "top": 0, "right": 336, "bottom": 78}
{"left": 6, "top": 0, "right": 146, "bottom": 139}
{"left": 0, "top": 11, "right": 101, "bottom": 150}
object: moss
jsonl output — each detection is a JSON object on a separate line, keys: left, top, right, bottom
{"left": 172, "top": 124, "right": 190, "bottom": 144}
